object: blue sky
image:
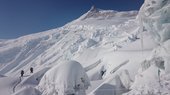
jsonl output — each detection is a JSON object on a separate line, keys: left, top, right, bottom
{"left": 0, "top": 0, "right": 144, "bottom": 39}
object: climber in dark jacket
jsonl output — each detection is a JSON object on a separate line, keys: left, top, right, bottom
{"left": 21, "top": 70, "right": 24, "bottom": 77}
{"left": 30, "top": 67, "right": 33, "bottom": 73}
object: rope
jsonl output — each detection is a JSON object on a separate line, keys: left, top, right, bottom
{"left": 140, "top": 27, "right": 144, "bottom": 58}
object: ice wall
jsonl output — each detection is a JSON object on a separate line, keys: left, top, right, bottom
{"left": 139, "top": 0, "right": 170, "bottom": 43}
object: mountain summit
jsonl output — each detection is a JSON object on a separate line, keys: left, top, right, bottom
{"left": 70, "top": 6, "right": 138, "bottom": 26}
{"left": 89, "top": 5, "right": 99, "bottom": 13}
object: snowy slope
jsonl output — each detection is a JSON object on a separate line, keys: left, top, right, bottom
{"left": 0, "top": 6, "right": 138, "bottom": 76}
{"left": 0, "top": 7, "right": 141, "bottom": 95}
{"left": 0, "top": 2, "right": 170, "bottom": 95}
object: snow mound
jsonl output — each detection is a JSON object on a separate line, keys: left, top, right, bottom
{"left": 38, "top": 60, "right": 90, "bottom": 95}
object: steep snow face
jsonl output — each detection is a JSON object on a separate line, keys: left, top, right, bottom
{"left": 124, "top": 1, "right": 170, "bottom": 94}
{"left": 0, "top": 8, "right": 138, "bottom": 76}
{"left": 0, "top": 6, "right": 143, "bottom": 95}
{"left": 38, "top": 60, "right": 90, "bottom": 95}
{"left": 139, "top": 0, "right": 170, "bottom": 43}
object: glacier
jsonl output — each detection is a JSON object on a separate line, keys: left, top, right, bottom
{"left": 0, "top": 0, "right": 170, "bottom": 95}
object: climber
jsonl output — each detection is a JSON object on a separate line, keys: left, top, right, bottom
{"left": 30, "top": 67, "right": 33, "bottom": 73}
{"left": 158, "top": 69, "right": 162, "bottom": 87}
{"left": 101, "top": 70, "right": 106, "bottom": 77}
{"left": 158, "top": 69, "right": 161, "bottom": 77}
{"left": 21, "top": 70, "right": 24, "bottom": 77}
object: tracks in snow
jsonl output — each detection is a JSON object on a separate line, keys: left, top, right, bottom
{"left": 110, "top": 60, "right": 129, "bottom": 74}
{"left": 13, "top": 77, "right": 22, "bottom": 93}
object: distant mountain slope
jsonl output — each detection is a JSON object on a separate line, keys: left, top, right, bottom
{"left": 0, "top": 7, "right": 138, "bottom": 76}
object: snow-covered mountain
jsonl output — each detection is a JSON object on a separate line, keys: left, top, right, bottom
{"left": 0, "top": 6, "right": 138, "bottom": 76}
{"left": 0, "top": 0, "right": 170, "bottom": 94}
